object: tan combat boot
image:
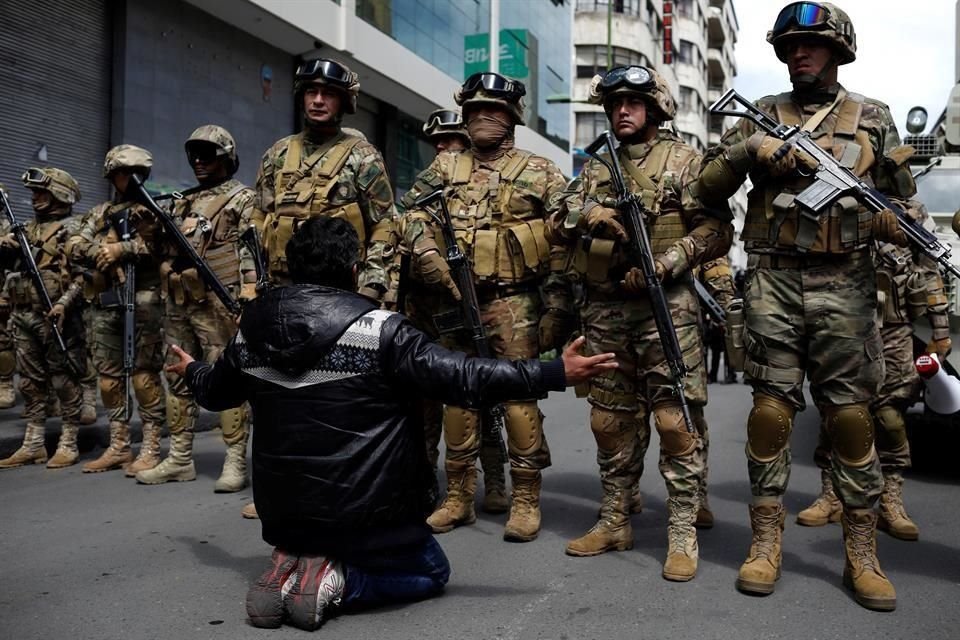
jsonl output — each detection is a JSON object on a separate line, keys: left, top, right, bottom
{"left": 696, "top": 490, "right": 714, "bottom": 529}
{"left": 241, "top": 502, "right": 259, "bottom": 519}
{"left": 566, "top": 488, "right": 633, "bottom": 557}
{"left": 877, "top": 472, "right": 919, "bottom": 541}
{"left": 596, "top": 485, "right": 643, "bottom": 518}
{"left": 480, "top": 448, "right": 508, "bottom": 514}
{"left": 736, "top": 500, "right": 785, "bottom": 595}
{"left": 135, "top": 431, "right": 197, "bottom": 484}
{"left": 82, "top": 421, "right": 133, "bottom": 473}
{"left": 842, "top": 508, "right": 897, "bottom": 611}
{"left": 124, "top": 422, "right": 162, "bottom": 477}
{"left": 0, "top": 376, "right": 16, "bottom": 409}
{"left": 0, "top": 422, "right": 47, "bottom": 468}
{"left": 46, "top": 423, "right": 80, "bottom": 469}
{"left": 797, "top": 469, "right": 842, "bottom": 526}
{"left": 215, "top": 439, "right": 249, "bottom": 493}
{"left": 426, "top": 460, "right": 477, "bottom": 533}
{"left": 79, "top": 384, "right": 97, "bottom": 426}
{"left": 503, "top": 468, "right": 542, "bottom": 542}
{"left": 663, "top": 496, "right": 699, "bottom": 581}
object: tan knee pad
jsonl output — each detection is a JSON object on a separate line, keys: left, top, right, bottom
{"left": 0, "top": 350, "right": 16, "bottom": 377}
{"left": 220, "top": 406, "right": 248, "bottom": 445}
{"left": 98, "top": 376, "right": 124, "bottom": 410}
{"left": 166, "top": 394, "right": 198, "bottom": 435}
{"left": 589, "top": 407, "right": 636, "bottom": 452}
{"left": 824, "top": 403, "right": 875, "bottom": 467}
{"left": 654, "top": 403, "right": 698, "bottom": 457}
{"left": 746, "top": 394, "right": 795, "bottom": 463}
{"left": 443, "top": 405, "right": 480, "bottom": 452}
{"left": 873, "top": 405, "right": 907, "bottom": 451}
{"left": 504, "top": 402, "right": 544, "bottom": 457}
{"left": 132, "top": 371, "right": 164, "bottom": 409}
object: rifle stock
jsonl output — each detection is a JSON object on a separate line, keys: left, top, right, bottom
{"left": 413, "top": 188, "right": 508, "bottom": 465}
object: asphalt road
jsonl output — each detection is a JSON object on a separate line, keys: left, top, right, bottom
{"left": 2, "top": 382, "right": 959, "bottom": 639}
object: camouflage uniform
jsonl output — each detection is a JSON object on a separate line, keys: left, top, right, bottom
{"left": 67, "top": 146, "right": 167, "bottom": 474}
{"left": 696, "top": 2, "right": 907, "bottom": 608}
{"left": 0, "top": 168, "right": 86, "bottom": 470}
{"left": 402, "top": 78, "right": 568, "bottom": 541}
{"left": 552, "top": 128, "right": 731, "bottom": 572}
{"left": 0, "top": 214, "right": 16, "bottom": 409}
{"left": 799, "top": 234, "right": 949, "bottom": 539}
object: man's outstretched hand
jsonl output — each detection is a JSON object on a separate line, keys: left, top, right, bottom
{"left": 165, "top": 344, "right": 195, "bottom": 377}
{"left": 561, "top": 336, "right": 618, "bottom": 385}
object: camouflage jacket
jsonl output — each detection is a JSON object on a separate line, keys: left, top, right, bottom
{"left": 698, "top": 83, "right": 914, "bottom": 255}
{"left": 67, "top": 200, "right": 162, "bottom": 299}
{"left": 252, "top": 130, "right": 397, "bottom": 297}
{"left": 1, "top": 211, "right": 83, "bottom": 310}
{"left": 399, "top": 148, "right": 567, "bottom": 302}
{"left": 550, "top": 131, "right": 733, "bottom": 295}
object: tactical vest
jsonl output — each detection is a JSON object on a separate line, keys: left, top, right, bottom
{"left": 572, "top": 140, "right": 688, "bottom": 288}
{"left": 6, "top": 219, "right": 68, "bottom": 308}
{"left": 875, "top": 243, "right": 926, "bottom": 325}
{"left": 262, "top": 132, "right": 367, "bottom": 276}
{"left": 741, "top": 91, "right": 876, "bottom": 254}
{"left": 81, "top": 203, "right": 161, "bottom": 304}
{"left": 435, "top": 149, "right": 551, "bottom": 286}
{"left": 162, "top": 181, "right": 247, "bottom": 305}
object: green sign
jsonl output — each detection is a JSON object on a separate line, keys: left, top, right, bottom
{"left": 464, "top": 29, "right": 529, "bottom": 79}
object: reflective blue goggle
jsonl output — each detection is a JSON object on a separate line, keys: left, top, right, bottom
{"left": 772, "top": 2, "right": 831, "bottom": 36}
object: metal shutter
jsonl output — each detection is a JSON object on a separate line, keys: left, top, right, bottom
{"left": 0, "top": 0, "right": 111, "bottom": 220}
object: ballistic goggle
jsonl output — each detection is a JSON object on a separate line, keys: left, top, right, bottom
{"left": 295, "top": 58, "right": 355, "bottom": 88}
{"left": 460, "top": 72, "right": 526, "bottom": 100}
{"left": 425, "top": 110, "right": 463, "bottom": 130}
{"left": 771, "top": 2, "right": 832, "bottom": 36}
{"left": 21, "top": 168, "right": 51, "bottom": 189}
{"left": 599, "top": 66, "right": 655, "bottom": 93}
{"left": 185, "top": 141, "right": 224, "bottom": 164}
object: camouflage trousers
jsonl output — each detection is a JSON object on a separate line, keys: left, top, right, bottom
{"left": 581, "top": 283, "right": 708, "bottom": 501}
{"left": 12, "top": 306, "right": 86, "bottom": 424}
{"left": 743, "top": 252, "right": 884, "bottom": 509}
{"left": 91, "top": 290, "right": 166, "bottom": 427}
{"left": 164, "top": 296, "right": 247, "bottom": 443}
{"left": 811, "top": 322, "right": 915, "bottom": 474}
{"left": 0, "top": 311, "right": 15, "bottom": 382}
{"left": 440, "top": 290, "right": 550, "bottom": 470}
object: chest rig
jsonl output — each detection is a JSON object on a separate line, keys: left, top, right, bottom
{"left": 742, "top": 91, "right": 876, "bottom": 254}
{"left": 573, "top": 140, "right": 686, "bottom": 287}
{"left": 263, "top": 132, "right": 366, "bottom": 276}
{"left": 162, "top": 181, "right": 247, "bottom": 305}
{"left": 439, "top": 149, "right": 550, "bottom": 286}
{"left": 6, "top": 219, "right": 66, "bottom": 308}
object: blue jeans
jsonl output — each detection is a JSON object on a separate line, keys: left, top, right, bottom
{"left": 341, "top": 536, "right": 450, "bottom": 609}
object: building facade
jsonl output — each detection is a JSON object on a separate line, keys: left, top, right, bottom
{"left": 0, "top": 0, "right": 572, "bottom": 214}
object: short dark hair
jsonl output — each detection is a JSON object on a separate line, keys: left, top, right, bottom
{"left": 286, "top": 216, "right": 359, "bottom": 289}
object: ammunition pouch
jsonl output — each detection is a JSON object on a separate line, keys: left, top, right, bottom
{"left": 262, "top": 202, "right": 366, "bottom": 277}
{"left": 724, "top": 298, "right": 746, "bottom": 372}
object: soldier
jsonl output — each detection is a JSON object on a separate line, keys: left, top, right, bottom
{"left": 0, "top": 268, "right": 16, "bottom": 410}
{"left": 67, "top": 145, "right": 167, "bottom": 475}
{"left": 696, "top": 2, "right": 918, "bottom": 610}
{"left": 135, "top": 126, "right": 254, "bottom": 491}
{"left": 251, "top": 58, "right": 397, "bottom": 301}
{"left": 797, "top": 225, "right": 950, "bottom": 541}
{"left": 401, "top": 72, "right": 567, "bottom": 542}
{"left": 423, "top": 108, "right": 471, "bottom": 154}
{"left": 0, "top": 168, "right": 87, "bottom": 470}
{"left": 547, "top": 67, "right": 732, "bottom": 579}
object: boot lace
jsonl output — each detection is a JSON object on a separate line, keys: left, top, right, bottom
{"left": 846, "top": 518, "right": 880, "bottom": 573}
{"left": 882, "top": 478, "right": 908, "bottom": 520}
{"left": 749, "top": 509, "right": 781, "bottom": 561}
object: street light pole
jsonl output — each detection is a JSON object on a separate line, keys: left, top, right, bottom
{"left": 606, "top": 0, "right": 612, "bottom": 68}
{"left": 490, "top": 0, "right": 500, "bottom": 73}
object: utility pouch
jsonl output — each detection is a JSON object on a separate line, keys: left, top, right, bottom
{"left": 724, "top": 298, "right": 746, "bottom": 372}
{"left": 98, "top": 289, "right": 121, "bottom": 309}
{"left": 431, "top": 309, "right": 465, "bottom": 335}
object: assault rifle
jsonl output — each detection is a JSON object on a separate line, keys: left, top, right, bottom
{"left": 584, "top": 131, "right": 696, "bottom": 435}
{"left": 0, "top": 186, "right": 81, "bottom": 376}
{"left": 109, "top": 209, "right": 136, "bottom": 422}
{"left": 126, "top": 174, "right": 242, "bottom": 315}
{"left": 694, "top": 278, "right": 725, "bottom": 323}
{"left": 239, "top": 225, "right": 270, "bottom": 293}
{"left": 710, "top": 89, "right": 960, "bottom": 280}
{"left": 413, "top": 188, "right": 508, "bottom": 465}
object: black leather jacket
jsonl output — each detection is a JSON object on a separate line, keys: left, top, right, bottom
{"left": 185, "top": 284, "right": 565, "bottom": 554}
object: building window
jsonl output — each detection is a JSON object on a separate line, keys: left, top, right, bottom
{"left": 678, "top": 40, "right": 694, "bottom": 65}
{"left": 576, "top": 0, "right": 642, "bottom": 16}
{"left": 576, "top": 112, "right": 609, "bottom": 148}
{"left": 676, "top": 0, "right": 694, "bottom": 18}
{"left": 679, "top": 86, "right": 694, "bottom": 111}
{"left": 576, "top": 45, "right": 650, "bottom": 78}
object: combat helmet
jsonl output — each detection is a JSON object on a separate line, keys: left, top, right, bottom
{"left": 767, "top": 2, "right": 856, "bottom": 64}
{"left": 588, "top": 65, "right": 676, "bottom": 122}
{"left": 102, "top": 144, "right": 153, "bottom": 178}
{"left": 422, "top": 108, "right": 470, "bottom": 143}
{"left": 185, "top": 125, "right": 239, "bottom": 174}
{"left": 21, "top": 167, "right": 81, "bottom": 206}
{"left": 294, "top": 58, "right": 360, "bottom": 115}
{"left": 455, "top": 72, "right": 526, "bottom": 125}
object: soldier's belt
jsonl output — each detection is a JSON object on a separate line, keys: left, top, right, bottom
{"left": 752, "top": 249, "right": 870, "bottom": 271}
{"left": 475, "top": 281, "right": 539, "bottom": 304}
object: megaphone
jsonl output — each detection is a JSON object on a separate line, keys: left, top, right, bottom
{"left": 916, "top": 353, "right": 960, "bottom": 415}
